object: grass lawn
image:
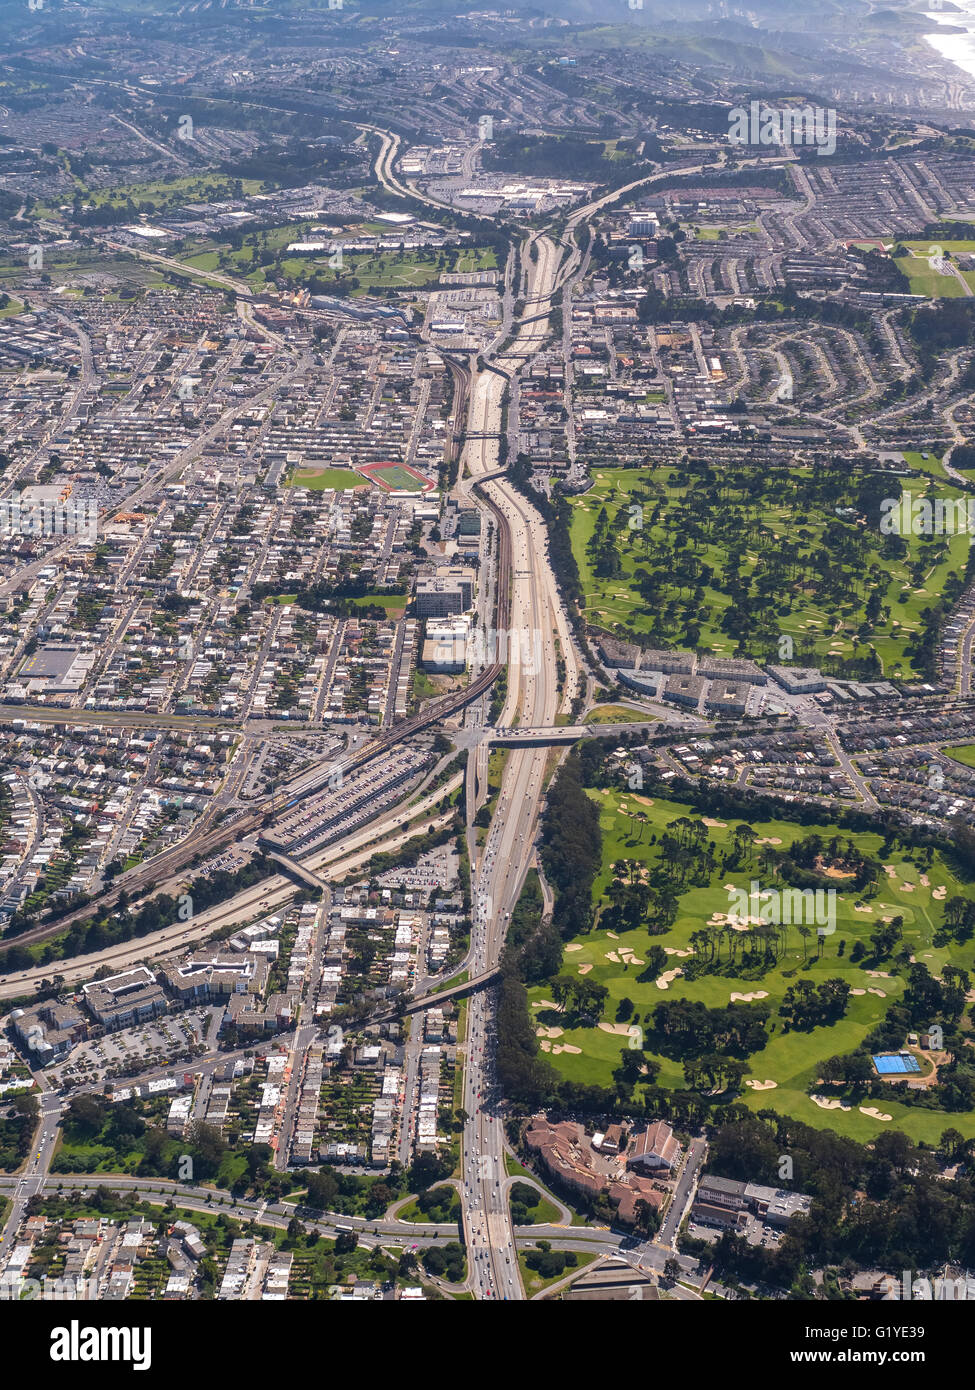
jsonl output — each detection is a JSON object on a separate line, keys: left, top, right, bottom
{"left": 567, "top": 465, "right": 970, "bottom": 678}
{"left": 529, "top": 787, "right": 975, "bottom": 1145}
{"left": 518, "top": 1249, "right": 598, "bottom": 1296}
{"left": 348, "top": 593, "right": 407, "bottom": 616}
{"left": 584, "top": 704, "right": 656, "bottom": 724}
{"left": 74, "top": 173, "right": 263, "bottom": 212}
{"left": 894, "top": 259, "right": 965, "bottom": 298}
{"left": 893, "top": 243, "right": 975, "bottom": 298}
{"left": 901, "top": 450, "right": 952, "bottom": 483}
{"left": 412, "top": 668, "right": 437, "bottom": 702}
{"left": 177, "top": 233, "right": 495, "bottom": 296}
{"left": 946, "top": 745, "right": 975, "bottom": 769}
{"left": 504, "top": 1153, "right": 534, "bottom": 1179}
{"left": 397, "top": 1188, "right": 462, "bottom": 1224}
{"left": 286, "top": 467, "right": 366, "bottom": 491}
{"left": 512, "top": 1192, "right": 563, "bottom": 1226}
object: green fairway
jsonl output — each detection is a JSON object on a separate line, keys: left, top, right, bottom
{"left": 66, "top": 172, "right": 264, "bottom": 215}
{"left": 567, "top": 465, "right": 970, "bottom": 678}
{"left": 901, "top": 450, "right": 952, "bottom": 483}
{"left": 530, "top": 787, "right": 975, "bottom": 1144}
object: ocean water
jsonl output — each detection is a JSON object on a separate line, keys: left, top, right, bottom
{"left": 925, "top": 2, "right": 975, "bottom": 81}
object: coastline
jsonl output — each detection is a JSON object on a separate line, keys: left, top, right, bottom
{"left": 924, "top": 3, "right": 975, "bottom": 82}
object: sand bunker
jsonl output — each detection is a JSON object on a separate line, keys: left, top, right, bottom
{"left": 664, "top": 946, "right": 693, "bottom": 957}
{"left": 631, "top": 795, "right": 655, "bottom": 806}
{"left": 605, "top": 951, "right": 621, "bottom": 963}
{"left": 702, "top": 818, "right": 727, "bottom": 828}
{"left": 656, "top": 969, "right": 683, "bottom": 990}
{"left": 532, "top": 1000, "right": 557, "bottom": 1010}
{"left": 565, "top": 943, "right": 583, "bottom": 953}
{"left": 920, "top": 874, "right": 930, "bottom": 887}
{"left": 710, "top": 912, "right": 766, "bottom": 930}
{"left": 866, "top": 971, "right": 891, "bottom": 979}
{"left": 756, "top": 837, "right": 783, "bottom": 845}
{"left": 933, "top": 887, "right": 947, "bottom": 900}
{"left": 868, "top": 988, "right": 887, "bottom": 998}
{"left": 539, "top": 1040, "right": 551, "bottom": 1052}
{"left": 598, "top": 1022, "right": 635, "bottom": 1036}
{"left": 900, "top": 883, "right": 915, "bottom": 893}
{"left": 560, "top": 1044, "right": 582, "bottom": 1054}
{"left": 746, "top": 1079, "right": 777, "bottom": 1090}
{"left": 860, "top": 1106, "right": 892, "bottom": 1122}
{"left": 606, "top": 931, "right": 619, "bottom": 940}
{"left": 812, "top": 1095, "right": 852, "bottom": 1111}
{"left": 851, "top": 988, "right": 866, "bottom": 996}
{"left": 730, "top": 990, "right": 769, "bottom": 1003}
{"left": 536, "top": 1026, "right": 564, "bottom": 1039}
{"left": 854, "top": 904, "right": 873, "bottom": 914}
{"left": 884, "top": 865, "right": 897, "bottom": 877}
{"left": 577, "top": 964, "right": 593, "bottom": 975}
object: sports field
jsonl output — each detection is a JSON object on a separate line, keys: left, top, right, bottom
{"left": 894, "top": 242, "right": 975, "bottom": 298}
{"left": 286, "top": 467, "right": 366, "bottom": 491}
{"left": 358, "top": 462, "right": 435, "bottom": 493}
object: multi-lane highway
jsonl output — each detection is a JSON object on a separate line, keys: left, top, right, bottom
{"left": 454, "top": 228, "right": 588, "bottom": 1300}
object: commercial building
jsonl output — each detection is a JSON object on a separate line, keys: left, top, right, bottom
{"left": 82, "top": 967, "right": 169, "bottom": 1030}
{"left": 691, "top": 1174, "right": 812, "bottom": 1229}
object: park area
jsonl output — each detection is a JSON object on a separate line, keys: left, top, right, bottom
{"left": 528, "top": 786, "right": 975, "bottom": 1145}
{"left": 567, "top": 464, "right": 970, "bottom": 678}
{"left": 176, "top": 225, "right": 496, "bottom": 296}
{"left": 893, "top": 240, "right": 975, "bottom": 298}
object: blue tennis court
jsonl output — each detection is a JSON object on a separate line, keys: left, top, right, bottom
{"left": 873, "top": 1053, "right": 921, "bottom": 1075}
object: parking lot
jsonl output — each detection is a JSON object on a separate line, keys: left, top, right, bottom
{"left": 48, "top": 1006, "right": 221, "bottom": 1088}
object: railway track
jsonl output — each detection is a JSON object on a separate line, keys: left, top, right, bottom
{"left": 0, "top": 646, "right": 507, "bottom": 956}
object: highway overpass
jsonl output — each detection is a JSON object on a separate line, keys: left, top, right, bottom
{"left": 261, "top": 846, "right": 329, "bottom": 893}
{"left": 371, "top": 967, "right": 501, "bottom": 1022}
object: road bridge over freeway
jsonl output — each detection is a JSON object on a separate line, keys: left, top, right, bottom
{"left": 371, "top": 967, "right": 501, "bottom": 1022}
{"left": 260, "top": 845, "right": 329, "bottom": 894}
